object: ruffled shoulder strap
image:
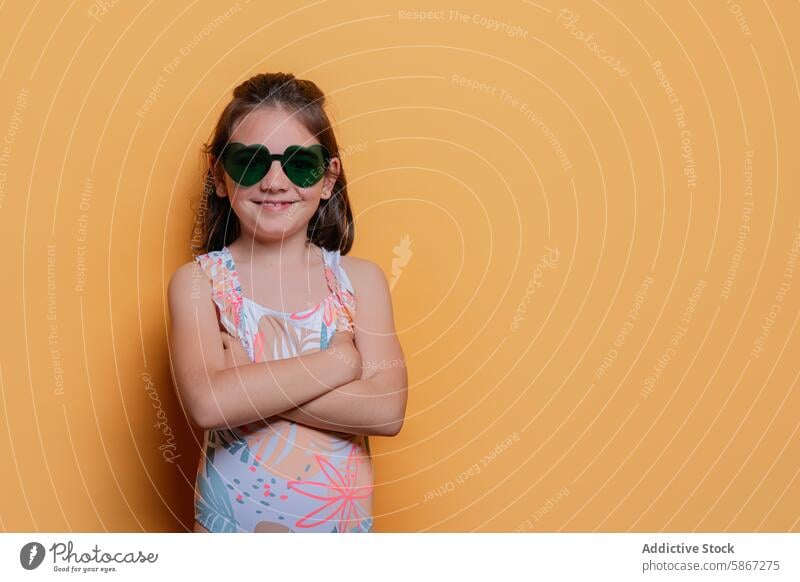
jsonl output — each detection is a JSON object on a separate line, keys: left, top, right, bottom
{"left": 322, "top": 248, "right": 357, "bottom": 327}
{"left": 323, "top": 248, "right": 355, "bottom": 294}
{"left": 193, "top": 249, "right": 245, "bottom": 339}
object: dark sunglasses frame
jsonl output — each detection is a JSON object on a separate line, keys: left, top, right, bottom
{"left": 220, "top": 142, "right": 331, "bottom": 188}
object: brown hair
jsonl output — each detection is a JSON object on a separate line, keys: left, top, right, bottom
{"left": 192, "top": 72, "right": 354, "bottom": 255}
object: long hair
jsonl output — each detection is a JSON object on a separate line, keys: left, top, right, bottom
{"left": 192, "top": 72, "right": 354, "bottom": 255}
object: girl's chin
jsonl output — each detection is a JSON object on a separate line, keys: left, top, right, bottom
{"left": 248, "top": 224, "right": 307, "bottom": 241}
{"left": 248, "top": 213, "right": 295, "bottom": 227}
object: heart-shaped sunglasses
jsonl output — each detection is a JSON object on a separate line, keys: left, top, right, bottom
{"left": 220, "top": 142, "right": 331, "bottom": 188}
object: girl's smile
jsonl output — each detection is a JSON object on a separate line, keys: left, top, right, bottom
{"left": 250, "top": 197, "right": 301, "bottom": 213}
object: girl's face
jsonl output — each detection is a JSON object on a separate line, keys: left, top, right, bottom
{"left": 210, "top": 105, "right": 340, "bottom": 244}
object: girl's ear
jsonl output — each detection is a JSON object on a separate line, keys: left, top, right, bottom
{"left": 321, "top": 156, "right": 340, "bottom": 199}
{"left": 208, "top": 155, "right": 228, "bottom": 198}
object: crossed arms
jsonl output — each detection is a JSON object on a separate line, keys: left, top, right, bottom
{"left": 168, "top": 255, "right": 407, "bottom": 437}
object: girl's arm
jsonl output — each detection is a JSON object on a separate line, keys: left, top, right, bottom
{"left": 222, "top": 258, "right": 408, "bottom": 436}
{"left": 167, "top": 261, "right": 360, "bottom": 431}
{"left": 279, "top": 259, "right": 407, "bottom": 435}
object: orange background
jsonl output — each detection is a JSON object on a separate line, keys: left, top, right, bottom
{"left": 1, "top": 0, "right": 798, "bottom": 532}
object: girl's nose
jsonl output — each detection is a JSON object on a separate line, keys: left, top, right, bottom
{"left": 260, "top": 159, "right": 290, "bottom": 190}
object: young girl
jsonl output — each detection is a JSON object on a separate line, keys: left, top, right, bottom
{"left": 168, "top": 72, "right": 407, "bottom": 533}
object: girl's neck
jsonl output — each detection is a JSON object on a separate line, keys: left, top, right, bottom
{"left": 227, "top": 230, "right": 321, "bottom": 268}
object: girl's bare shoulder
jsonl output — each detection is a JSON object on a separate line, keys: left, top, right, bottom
{"left": 339, "top": 254, "right": 389, "bottom": 294}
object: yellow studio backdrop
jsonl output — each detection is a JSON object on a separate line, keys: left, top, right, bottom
{"left": 1, "top": 0, "right": 799, "bottom": 532}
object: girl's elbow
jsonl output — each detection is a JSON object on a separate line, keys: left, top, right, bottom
{"left": 380, "top": 392, "right": 407, "bottom": 436}
{"left": 366, "top": 370, "right": 407, "bottom": 436}
{"left": 183, "top": 380, "right": 225, "bottom": 430}
{"left": 174, "top": 378, "right": 213, "bottom": 430}
{"left": 194, "top": 399, "right": 242, "bottom": 431}
{"left": 188, "top": 399, "right": 215, "bottom": 430}
{"left": 382, "top": 417, "right": 404, "bottom": 436}
{"left": 182, "top": 372, "right": 232, "bottom": 430}
{"left": 370, "top": 417, "right": 402, "bottom": 437}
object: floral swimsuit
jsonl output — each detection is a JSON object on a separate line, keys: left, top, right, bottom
{"left": 193, "top": 245, "right": 373, "bottom": 533}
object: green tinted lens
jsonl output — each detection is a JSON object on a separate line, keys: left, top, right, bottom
{"left": 283, "top": 145, "right": 328, "bottom": 187}
{"left": 221, "top": 143, "right": 329, "bottom": 188}
{"left": 222, "top": 143, "right": 268, "bottom": 186}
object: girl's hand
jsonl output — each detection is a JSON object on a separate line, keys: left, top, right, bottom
{"left": 220, "top": 330, "right": 250, "bottom": 368}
